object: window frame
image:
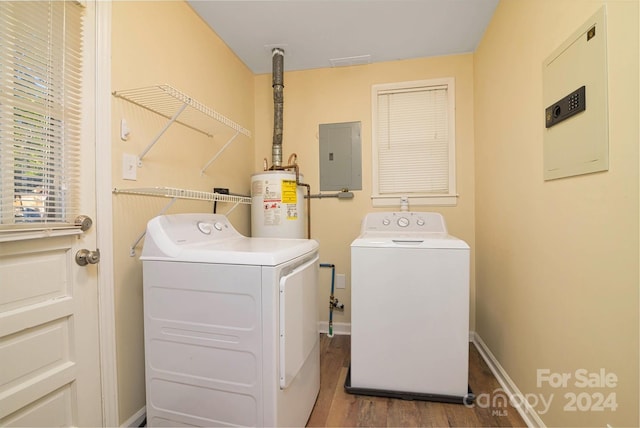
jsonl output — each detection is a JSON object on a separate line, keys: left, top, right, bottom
{"left": 371, "top": 77, "right": 457, "bottom": 207}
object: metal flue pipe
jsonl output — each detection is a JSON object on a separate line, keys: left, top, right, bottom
{"left": 267, "top": 48, "right": 312, "bottom": 239}
{"left": 272, "top": 47, "right": 285, "bottom": 168}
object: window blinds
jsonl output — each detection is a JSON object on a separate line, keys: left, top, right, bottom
{"left": 0, "top": 1, "right": 84, "bottom": 228}
{"left": 377, "top": 85, "right": 449, "bottom": 194}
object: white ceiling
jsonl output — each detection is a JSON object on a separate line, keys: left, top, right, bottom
{"left": 187, "top": 0, "right": 500, "bottom": 75}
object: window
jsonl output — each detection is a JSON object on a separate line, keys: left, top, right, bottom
{"left": 0, "top": 1, "right": 84, "bottom": 229}
{"left": 371, "top": 78, "right": 457, "bottom": 207}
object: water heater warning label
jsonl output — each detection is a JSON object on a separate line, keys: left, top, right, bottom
{"left": 264, "top": 201, "right": 281, "bottom": 225}
{"left": 255, "top": 177, "right": 300, "bottom": 225}
{"left": 281, "top": 180, "right": 297, "bottom": 203}
{"left": 281, "top": 180, "right": 299, "bottom": 220}
{"left": 286, "top": 205, "right": 298, "bottom": 220}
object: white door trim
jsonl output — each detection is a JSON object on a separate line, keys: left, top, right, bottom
{"left": 95, "top": 1, "right": 119, "bottom": 426}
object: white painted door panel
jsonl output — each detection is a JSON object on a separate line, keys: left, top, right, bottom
{"left": 0, "top": 235, "right": 102, "bottom": 426}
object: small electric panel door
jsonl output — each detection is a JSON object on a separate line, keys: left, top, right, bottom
{"left": 319, "top": 121, "right": 362, "bottom": 191}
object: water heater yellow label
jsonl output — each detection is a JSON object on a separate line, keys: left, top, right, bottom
{"left": 281, "top": 180, "right": 297, "bottom": 204}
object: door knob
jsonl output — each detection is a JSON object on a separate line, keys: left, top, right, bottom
{"left": 74, "top": 215, "right": 93, "bottom": 231}
{"left": 76, "top": 249, "right": 100, "bottom": 266}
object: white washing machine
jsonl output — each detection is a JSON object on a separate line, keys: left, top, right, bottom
{"left": 140, "top": 213, "right": 320, "bottom": 427}
{"left": 348, "top": 211, "right": 472, "bottom": 403}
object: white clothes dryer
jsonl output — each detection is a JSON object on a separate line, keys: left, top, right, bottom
{"left": 141, "top": 213, "right": 320, "bottom": 427}
{"left": 348, "top": 212, "right": 472, "bottom": 404}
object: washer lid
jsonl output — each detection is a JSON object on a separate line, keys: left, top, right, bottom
{"left": 351, "top": 231, "right": 469, "bottom": 250}
{"left": 141, "top": 213, "right": 318, "bottom": 265}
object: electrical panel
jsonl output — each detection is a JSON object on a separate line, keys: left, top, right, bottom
{"left": 319, "top": 121, "right": 362, "bottom": 191}
{"left": 542, "top": 7, "right": 608, "bottom": 181}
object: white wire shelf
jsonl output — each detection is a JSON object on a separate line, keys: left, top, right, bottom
{"left": 112, "top": 84, "right": 251, "bottom": 138}
{"left": 113, "top": 186, "right": 251, "bottom": 205}
{"left": 112, "top": 85, "right": 251, "bottom": 169}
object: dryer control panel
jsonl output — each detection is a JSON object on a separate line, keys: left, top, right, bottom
{"left": 152, "top": 213, "right": 243, "bottom": 245}
{"left": 360, "top": 212, "right": 447, "bottom": 234}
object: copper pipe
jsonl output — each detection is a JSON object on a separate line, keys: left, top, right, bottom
{"left": 270, "top": 162, "right": 311, "bottom": 239}
{"left": 287, "top": 153, "right": 298, "bottom": 165}
{"left": 299, "top": 181, "right": 311, "bottom": 239}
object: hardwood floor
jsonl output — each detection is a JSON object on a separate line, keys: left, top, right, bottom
{"left": 307, "top": 335, "right": 527, "bottom": 427}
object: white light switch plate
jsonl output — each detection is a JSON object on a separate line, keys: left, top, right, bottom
{"left": 336, "top": 274, "right": 346, "bottom": 289}
{"left": 122, "top": 153, "right": 137, "bottom": 181}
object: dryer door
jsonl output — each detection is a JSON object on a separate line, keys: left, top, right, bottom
{"left": 279, "top": 254, "right": 319, "bottom": 389}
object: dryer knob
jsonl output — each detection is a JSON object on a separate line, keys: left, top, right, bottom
{"left": 382, "top": 218, "right": 391, "bottom": 226}
{"left": 197, "top": 221, "right": 213, "bottom": 235}
{"left": 214, "top": 222, "right": 224, "bottom": 231}
{"left": 397, "top": 217, "right": 410, "bottom": 227}
{"left": 416, "top": 218, "right": 425, "bottom": 226}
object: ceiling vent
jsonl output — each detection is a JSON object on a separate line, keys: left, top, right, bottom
{"left": 329, "top": 54, "right": 372, "bottom": 67}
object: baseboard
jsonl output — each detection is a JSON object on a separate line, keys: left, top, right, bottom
{"left": 318, "top": 321, "right": 351, "bottom": 335}
{"left": 121, "top": 406, "right": 146, "bottom": 428}
{"left": 470, "top": 331, "right": 546, "bottom": 428}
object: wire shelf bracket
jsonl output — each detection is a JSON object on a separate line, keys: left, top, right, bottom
{"left": 113, "top": 186, "right": 251, "bottom": 256}
{"left": 127, "top": 197, "right": 177, "bottom": 257}
{"left": 112, "top": 85, "right": 252, "bottom": 166}
{"left": 138, "top": 102, "right": 188, "bottom": 164}
{"left": 200, "top": 130, "right": 240, "bottom": 175}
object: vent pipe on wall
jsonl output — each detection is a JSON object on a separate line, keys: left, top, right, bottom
{"left": 271, "top": 47, "right": 285, "bottom": 168}
{"left": 262, "top": 47, "right": 312, "bottom": 239}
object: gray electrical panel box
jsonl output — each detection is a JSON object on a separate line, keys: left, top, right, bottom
{"left": 319, "top": 121, "right": 362, "bottom": 191}
{"left": 542, "top": 6, "right": 608, "bottom": 180}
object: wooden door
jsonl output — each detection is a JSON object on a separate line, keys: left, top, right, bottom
{"left": 0, "top": 1, "right": 103, "bottom": 425}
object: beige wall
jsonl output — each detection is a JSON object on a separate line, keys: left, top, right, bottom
{"left": 111, "top": 2, "right": 254, "bottom": 423}
{"left": 474, "top": 0, "right": 639, "bottom": 426}
{"left": 254, "top": 55, "right": 476, "bottom": 331}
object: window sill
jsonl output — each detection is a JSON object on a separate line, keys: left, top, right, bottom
{"left": 0, "top": 227, "right": 82, "bottom": 243}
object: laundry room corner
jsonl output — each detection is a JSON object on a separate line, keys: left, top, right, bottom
{"left": 252, "top": 54, "right": 478, "bottom": 336}
{"left": 110, "top": 2, "right": 255, "bottom": 424}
